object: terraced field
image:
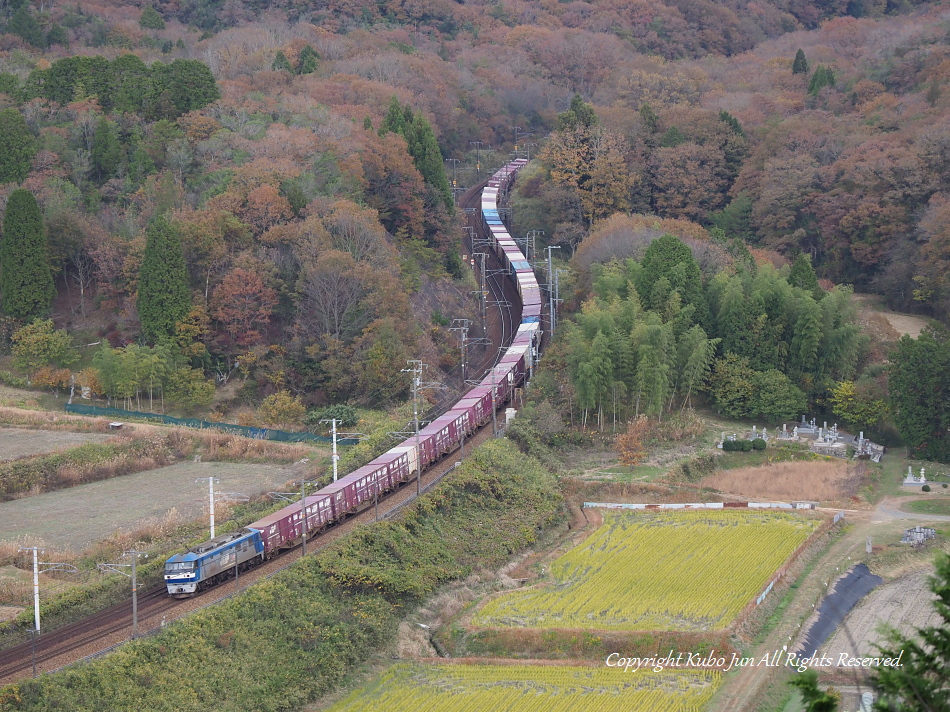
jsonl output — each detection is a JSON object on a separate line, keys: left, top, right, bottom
{"left": 326, "top": 663, "right": 722, "bottom": 712}
{"left": 474, "top": 510, "right": 818, "bottom": 631}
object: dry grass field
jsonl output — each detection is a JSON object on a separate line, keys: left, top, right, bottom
{"left": 0, "top": 428, "right": 114, "bottom": 461}
{"left": 700, "top": 460, "right": 862, "bottom": 503}
{"left": 0, "top": 460, "right": 298, "bottom": 550}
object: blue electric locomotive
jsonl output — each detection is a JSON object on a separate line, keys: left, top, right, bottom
{"left": 164, "top": 528, "right": 264, "bottom": 596}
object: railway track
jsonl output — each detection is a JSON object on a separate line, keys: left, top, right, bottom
{"left": 0, "top": 176, "right": 523, "bottom": 686}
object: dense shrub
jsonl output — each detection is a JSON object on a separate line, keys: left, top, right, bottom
{"left": 751, "top": 438, "right": 767, "bottom": 450}
{"left": 922, "top": 484, "right": 931, "bottom": 492}
{"left": 678, "top": 453, "right": 717, "bottom": 482}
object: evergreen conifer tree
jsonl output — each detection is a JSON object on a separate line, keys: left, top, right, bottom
{"left": 926, "top": 76, "right": 941, "bottom": 108}
{"left": 808, "top": 65, "right": 835, "bottom": 95}
{"left": 718, "top": 110, "right": 744, "bottom": 136}
{"left": 272, "top": 51, "right": 293, "bottom": 73}
{"left": 379, "top": 96, "right": 407, "bottom": 136}
{"left": 558, "top": 94, "right": 598, "bottom": 130}
{"left": 46, "top": 24, "right": 68, "bottom": 47}
{"left": 9, "top": 7, "right": 45, "bottom": 48}
{"left": 139, "top": 6, "right": 166, "bottom": 30}
{"left": 792, "top": 48, "right": 808, "bottom": 75}
{"left": 0, "top": 108, "right": 37, "bottom": 184}
{"left": 639, "top": 102, "right": 659, "bottom": 134}
{"left": 788, "top": 253, "right": 820, "bottom": 294}
{"left": 91, "top": 118, "right": 122, "bottom": 181}
{"left": 297, "top": 45, "right": 319, "bottom": 74}
{"left": 409, "top": 115, "right": 453, "bottom": 209}
{"left": 1, "top": 190, "right": 55, "bottom": 320}
{"left": 137, "top": 216, "right": 191, "bottom": 342}
{"left": 659, "top": 126, "right": 687, "bottom": 147}
{"left": 636, "top": 234, "right": 709, "bottom": 328}
{"left": 379, "top": 97, "right": 452, "bottom": 209}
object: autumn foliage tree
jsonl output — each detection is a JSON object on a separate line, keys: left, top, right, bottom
{"left": 616, "top": 416, "right": 650, "bottom": 466}
{"left": 211, "top": 268, "right": 278, "bottom": 352}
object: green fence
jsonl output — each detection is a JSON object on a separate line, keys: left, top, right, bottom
{"left": 64, "top": 403, "right": 357, "bottom": 445}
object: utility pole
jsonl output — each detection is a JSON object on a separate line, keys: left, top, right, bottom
{"left": 511, "top": 126, "right": 521, "bottom": 151}
{"left": 98, "top": 550, "right": 147, "bottom": 639}
{"left": 320, "top": 419, "right": 365, "bottom": 484}
{"left": 470, "top": 140, "right": 485, "bottom": 177}
{"left": 490, "top": 366, "right": 499, "bottom": 436}
{"left": 555, "top": 268, "right": 568, "bottom": 332}
{"left": 445, "top": 158, "right": 460, "bottom": 204}
{"left": 400, "top": 361, "right": 446, "bottom": 496}
{"left": 195, "top": 476, "right": 219, "bottom": 539}
{"left": 526, "top": 229, "right": 543, "bottom": 262}
{"left": 471, "top": 252, "right": 487, "bottom": 330}
{"left": 450, "top": 319, "right": 471, "bottom": 383}
{"left": 324, "top": 419, "right": 340, "bottom": 482}
{"left": 404, "top": 360, "right": 423, "bottom": 496}
{"left": 547, "top": 245, "right": 561, "bottom": 336}
{"left": 195, "top": 478, "right": 248, "bottom": 540}
{"left": 300, "top": 479, "right": 309, "bottom": 557}
{"left": 19, "top": 547, "right": 77, "bottom": 635}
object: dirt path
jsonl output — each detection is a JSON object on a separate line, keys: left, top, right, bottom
{"left": 875, "top": 496, "right": 950, "bottom": 522}
{"left": 710, "top": 513, "right": 876, "bottom": 712}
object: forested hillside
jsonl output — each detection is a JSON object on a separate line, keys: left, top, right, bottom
{"left": 0, "top": 0, "right": 947, "bottom": 420}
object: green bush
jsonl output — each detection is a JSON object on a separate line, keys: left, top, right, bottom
{"left": 722, "top": 438, "right": 754, "bottom": 452}
{"left": 922, "top": 484, "right": 931, "bottom": 492}
{"left": 306, "top": 403, "right": 359, "bottom": 429}
{"left": 751, "top": 438, "right": 767, "bottom": 450}
{"left": 679, "top": 454, "right": 717, "bottom": 482}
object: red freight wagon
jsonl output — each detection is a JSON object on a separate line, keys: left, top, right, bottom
{"left": 418, "top": 414, "right": 457, "bottom": 457}
{"left": 302, "top": 494, "right": 334, "bottom": 532}
{"left": 407, "top": 431, "right": 438, "bottom": 470}
{"left": 322, "top": 462, "right": 387, "bottom": 517}
{"left": 373, "top": 450, "right": 412, "bottom": 488}
{"left": 455, "top": 393, "right": 489, "bottom": 426}
{"left": 253, "top": 503, "right": 305, "bottom": 553}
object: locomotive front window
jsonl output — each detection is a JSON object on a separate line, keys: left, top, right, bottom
{"left": 165, "top": 562, "right": 194, "bottom": 572}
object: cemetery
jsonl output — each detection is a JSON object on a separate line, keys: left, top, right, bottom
{"left": 716, "top": 416, "right": 884, "bottom": 462}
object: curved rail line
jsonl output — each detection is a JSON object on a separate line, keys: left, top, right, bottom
{"left": 0, "top": 159, "right": 539, "bottom": 684}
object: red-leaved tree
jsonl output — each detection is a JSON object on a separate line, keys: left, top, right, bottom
{"left": 211, "top": 267, "right": 278, "bottom": 352}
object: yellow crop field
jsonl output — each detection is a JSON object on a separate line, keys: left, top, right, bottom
{"left": 474, "top": 509, "right": 817, "bottom": 631}
{"left": 327, "top": 663, "right": 722, "bottom": 712}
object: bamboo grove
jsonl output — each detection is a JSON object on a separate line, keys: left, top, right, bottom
{"left": 556, "top": 235, "right": 867, "bottom": 428}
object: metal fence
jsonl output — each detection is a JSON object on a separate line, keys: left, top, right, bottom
{"left": 64, "top": 403, "right": 358, "bottom": 445}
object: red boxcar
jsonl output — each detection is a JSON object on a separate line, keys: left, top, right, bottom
{"left": 253, "top": 504, "right": 305, "bottom": 554}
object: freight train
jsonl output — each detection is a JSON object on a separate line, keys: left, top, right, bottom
{"left": 165, "top": 158, "right": 540, "bottom": 596}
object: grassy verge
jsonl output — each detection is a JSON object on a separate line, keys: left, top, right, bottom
{"left": 901, "top": 498, "right": 950, "bottom": 515}
{"left": 0, "top": 438, "right": 563, "bottom": 711}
